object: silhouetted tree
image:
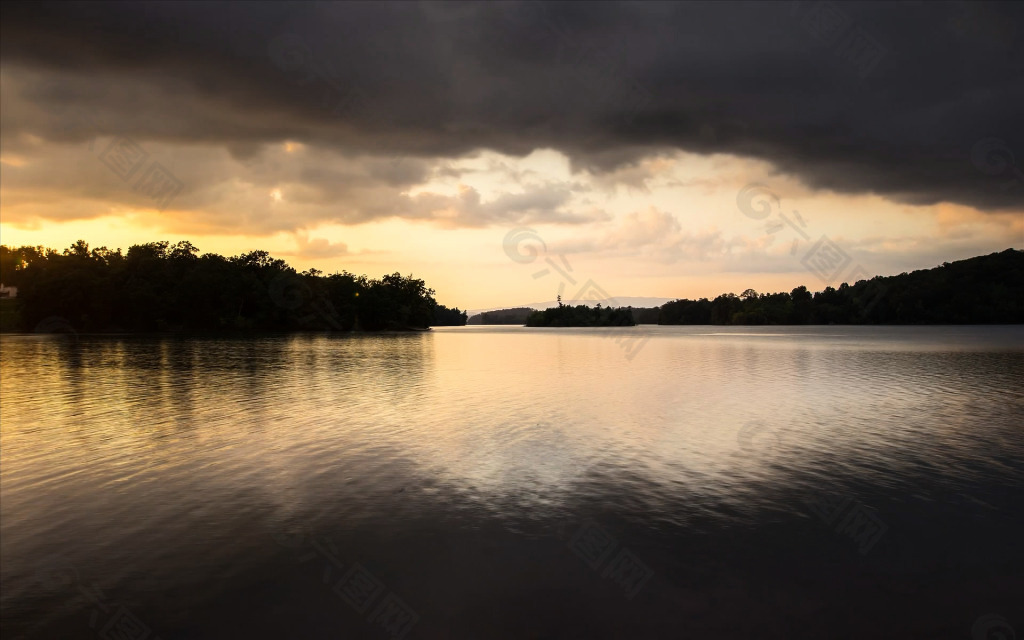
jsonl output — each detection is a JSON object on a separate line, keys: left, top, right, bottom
{"left": 0, "top": 240, "right": 463, "bottom": 333}
{"left": 526, "top": 304, "right": 635, "bottom": 327}
{"left": 655, "top": 249, "right": 1024, "bottom": 326}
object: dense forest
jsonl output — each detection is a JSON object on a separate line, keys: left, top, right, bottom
{"left": 526, "top": 298, "right": 636, "bottom": 327}
{"left": 631, "top": 307, "right": 661, "bottom": 324}
{"left": 0, "top": 241, "right": 467, "bottom": 333}
{"left": 2, "top": 244, "right": 1020, "bottom": 332}
{"left": 488, "top": 249, "right": 1024, "bottom": 327}
{"left": 659, "top": 248, "right": 1023, "bottom": 325}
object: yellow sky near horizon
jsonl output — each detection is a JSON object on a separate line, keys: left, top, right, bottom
{"left": 2, "top": 146, "right": 1022, "bottom": 309}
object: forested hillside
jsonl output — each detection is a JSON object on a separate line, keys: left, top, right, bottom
{"left": 659, "top": 249, "right": 1023, "bottom": 325}
{"left": 0, "top": 241, "right": 467, "bottom": 332}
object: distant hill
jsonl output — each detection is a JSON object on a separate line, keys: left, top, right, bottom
{"left": 467, "top": 307, "right": 536, "bottom": 325}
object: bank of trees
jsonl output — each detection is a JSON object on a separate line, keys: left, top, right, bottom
{"left": 431, "top": 305, "right": 469, "bottom": 326}
{"left": 659, "top": 249, "right": 1023, "bottom": 325}
{"left": 526, "top": 298, "right": 635, "bottom": 327}
{"left": 0, "top": 240, "right": 467, "bottom": 332}
{"left": 3, "top": 243, "right": 1019, "bottom": 332}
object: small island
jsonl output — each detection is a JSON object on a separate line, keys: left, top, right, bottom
{"left": 525, "top": 297, "right": 636, "bottom": 327}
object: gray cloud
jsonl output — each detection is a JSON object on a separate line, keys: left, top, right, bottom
{"left": 552, "top": 208, "right": 747, "bottom": 263}
{"left": 2, "top": 0, "right": 1022, "bottom": 215}
{"left": 0, "top": 128, "right": 602, "bottom": 232}
{"left": 403, "top": 182, "right": 608, "bottom": 228}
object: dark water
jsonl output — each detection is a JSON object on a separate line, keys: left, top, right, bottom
{"left": 1, "top": 326, "right": 1022, "bottom": 639}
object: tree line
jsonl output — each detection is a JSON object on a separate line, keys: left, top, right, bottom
{"left": 526, "top": 297, "right": 636, "bottom": 327}
{"left": 0, "top": 240, "right": 467, "bottom": 333}
{"left": 658, "top": 248, "right": 1022, "bottom": 325}
{"left": 446, "top": 248, "right": 1024, "bottom": 327}
{"left": 2, "top": 243, "right": 1019, "bottom": 332}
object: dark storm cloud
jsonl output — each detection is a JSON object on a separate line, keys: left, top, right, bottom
{"left": 2, "top": 1, "right": 1022, "bottom": 211}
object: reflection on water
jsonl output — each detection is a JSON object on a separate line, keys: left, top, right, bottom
{"left": 1, "top": 326, "right": 1022, "bottom": 638}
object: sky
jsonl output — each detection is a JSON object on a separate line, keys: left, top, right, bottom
{"left": 1, "top": 1, "right": 1022, "bottom": 310}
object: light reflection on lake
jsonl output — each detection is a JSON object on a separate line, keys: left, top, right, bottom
{"left": 1, "top": 326, "right": 1022, "bottom": 638}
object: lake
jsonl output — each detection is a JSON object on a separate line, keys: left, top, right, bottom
{"left": 1, "top": 326, "right": 1022, "bottom": 639}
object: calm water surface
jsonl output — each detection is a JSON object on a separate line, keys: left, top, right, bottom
{"left": 2, "top": 326, "right": 1022, "bottom": 639}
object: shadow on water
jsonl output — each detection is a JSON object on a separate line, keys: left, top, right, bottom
{"left": 1, "top": 329, "right": 1021, "bottom": 639}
